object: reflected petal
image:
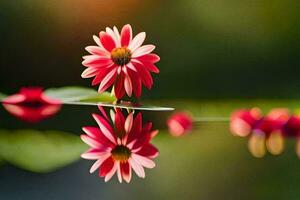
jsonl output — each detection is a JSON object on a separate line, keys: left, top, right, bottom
{"left": 248, "top": 132, "right": 266, "bottom": 158}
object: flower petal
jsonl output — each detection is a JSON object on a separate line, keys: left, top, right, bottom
{"left": 93, "top": 113, "right": 116, "bottom": 144}
{"left": 133, "top": 62, "right": 153, "bottom": 89}
{"left": 132, "top": 153, "right": 155, "bottom": 168}
{"left": 81, "top": 151, "right": 108, "bottom": 160}
{"left": 89, "top": 153, "right": 111, "bottom": 173}
{"left": 100, "top": 32, "right": 116, "bottom": 52}
{"left": 110, "top": 109, "right": 115, "bottom": 123}
{"left": 124, "top": 112, "right": 134, "bottom": 133}
{"left": 132, "top": 124, "right": 154, "bottom": 149}
{"left": 80, "top": 134, "right": 102, "bottom": 148}
{"left": 127, "top": 112, "right": 142, "bottom": 143}
{"left": 143, "top": 122, "right": 153, "bottom": 133}
{"left": 126, "top": 62, "right": 137, "bottom": 72}
{"left": 124, "top": 75, "right": 133, "bottom": 97}
{"left": 117, "top": 161, "right": 123, "bottom": 183}
{"left": 135, "top": 53, "right": 160, "bottom": 64}
{"left": 127, "top": 69, "right": 142, "bottom": 98}
{"left": 98, "top": 68, "right": 117, "bottom": 93}
{"left": 99, "top": 157, "right": 114, "bottom": 177}
{"left": 81, "top": 67, "right": 99, "bottom": 78}
{"left": 114, "top": 72, "right": 126, "bottom": 99}
{"left": 121, "top": 162, "right": 131, "bottom": 183}
{"left": 113, "top": 26, "right": 121, "bottom": 47}
{"left": 82, "top": 55, "right": 112, "bottom": 67}
{"left": 129, "top": 157, "right": 145, "bottom": 178}
{"left": 106, "top": 27, "right": 120, "bottom": 48}
{"left": 132, "top": 45, "right": 155, "bottom": 58}
{"left": 82, "top": 126, "right": 100, "bottom": 139}
{"left": 135, "top": 143, "right": 159, "bottom": 159}
{"left": 121, "top": 24, "right": 132, "bottom": 47}
{"left": 93, "top": 35, "right": 106, "bottom": 50}
{"left": 104, "top": 161, "right": 118, "bottom": 182}
{"left": 98, "top": 106, "right": 109, "bottom": 121}
{"left": 91, "top": 66, "right": 114, "bottom": 86}
{"left": 85, "top": 46, "right": 110, "bottom": 56}
{"left": 128, "top": 32, "right": 146, "bottom": 52}
{"left": 82, "top": 126, "right": 115, "bottom": 147}
{"left": 133, "top": 60, "right": 159, "bottom": 73}
{"left": 115, "top": 109, "right": 126, "bottom": 134}
{"left": 2, "top": 94, "right": 26, "bottom": 104}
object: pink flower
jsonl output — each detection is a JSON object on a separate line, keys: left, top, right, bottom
{"left": 80, "top": 107, "right": 159, "bottom": 183}
{"left": 230, "top": 108, "right": 262, "bottom": 137}
{"left": 81, "top": 24, "right": 160, "bottom": 99}
{"left": 231, "top": 108, "right": 300, "bottom": 158}
{"left": 253, "top": 108, "right": 289, "bottom": 137}
{"left": 248, "top": 116, "right": 286, "bottom": 158}
{"left": 2, "top": 87, "right": 61, "bottom": 123}
{"left": 167, "top": 112, "right": 193, "bottom": 137}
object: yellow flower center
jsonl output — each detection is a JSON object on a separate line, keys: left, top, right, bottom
{"left": 111, "top": 145, "right": 131, "bottom": 162}
{"left": 111, "top": 47, "right": 131, "bottom": 66}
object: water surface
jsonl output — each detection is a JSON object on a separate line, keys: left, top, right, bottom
{"left": 1, "top": 101, "right": 300, "bottom": 200}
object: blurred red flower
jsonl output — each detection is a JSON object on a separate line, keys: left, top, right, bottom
{"left": 230, "top": 108, "right": 300, "bottom": 157}
{"left": 230, "top": 108, "right": 262, "bottom": 137}
{"left": 167, "top": 112, "right": 193, "bottom": 137}
{"left": 2, "top": 87, "right": 61, "bottom": 123}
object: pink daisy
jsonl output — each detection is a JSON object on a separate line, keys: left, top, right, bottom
{"left": 2, "top": 87, "right": 61, "bottom": 123}
{"left": 81, "top": 24, "right": 160, "bottom": 99}
{"left": 80, "top": 107, "right": 159, "bottom": 183}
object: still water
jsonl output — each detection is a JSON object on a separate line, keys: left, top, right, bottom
{"left": 1, "top": 102, "right": 300, "bottom": 200}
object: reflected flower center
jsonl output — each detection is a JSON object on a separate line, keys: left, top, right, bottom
{"left": 111, "top": 145, "right": 131, "bottom": 162}
{"left": 20, "top": 101, "right": 45, "bottom": 108}
{"left": 111, "top": 47, "right": 131, "bottom": 66}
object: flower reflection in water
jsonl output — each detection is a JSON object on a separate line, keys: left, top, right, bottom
{"left": 2, "top": 87, "right": 61, "bottom": 123}
{"left": 80, "top": 106, "right": 159, "bottom": 183}
{"left": 230, "top": 108, "right": 300, "bottom": 158}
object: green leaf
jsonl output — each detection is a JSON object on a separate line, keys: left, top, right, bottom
{"left": 0, "top": 92, "right": 7, "bottom": 100}
{"left": 79, "top": 93, "right": 117, "bottom": 103}
{"left": 0, "top": 129, "right": 88, "bottom": 173}
{"left": 44, "top": 86, "right": 116, "bottom": 103}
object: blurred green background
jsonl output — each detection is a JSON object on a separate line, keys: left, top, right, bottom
{"left": 1, "top": 0, "right": 299, "bottom": 98}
